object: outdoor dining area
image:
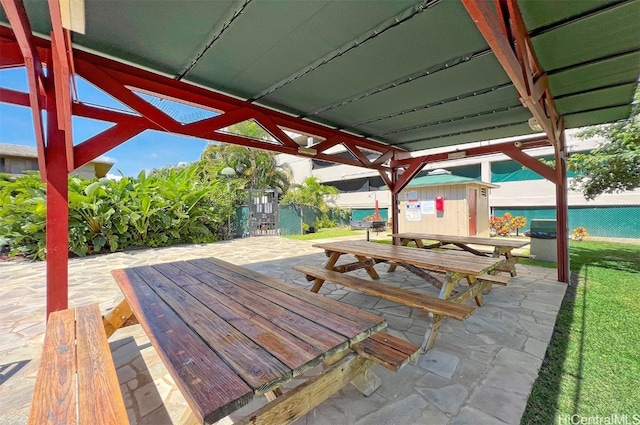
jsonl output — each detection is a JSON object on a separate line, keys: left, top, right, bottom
{"left": 1, "top": 235, "right": 566, "bottom": 424}
{"left": 1, "top": 0, "right": 637, "bottom": 423}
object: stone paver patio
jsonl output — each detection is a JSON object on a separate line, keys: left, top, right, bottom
{"left": 0, "top": 236, "right": 565, "bottom": 424}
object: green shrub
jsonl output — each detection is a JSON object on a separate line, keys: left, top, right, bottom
{"left": 0, "top": 164, "right": 234, "bottom": 260}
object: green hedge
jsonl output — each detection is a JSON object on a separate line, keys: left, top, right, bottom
{"left": 0, "top": 165, "right": 233, "bottom": 260}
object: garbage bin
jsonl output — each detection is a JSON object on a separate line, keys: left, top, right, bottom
{"left": 527, "top": 219, "right": 557, "bottom": 263}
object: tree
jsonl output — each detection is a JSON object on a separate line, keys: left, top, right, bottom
{"left": 567, "top": 87, "right": 640, "bottom": 200}
{"left": 280, "top": 176, "right": 339, "bottom": 233}
{"left": 199, "top": 121, "right": 292, "bottom": 195}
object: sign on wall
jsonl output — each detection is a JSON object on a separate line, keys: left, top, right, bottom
{"left": 405, "top": 200, "right": 421, "bottom": 221}
{"left": 421, "top": 199, "right": 435, "bottom": 215}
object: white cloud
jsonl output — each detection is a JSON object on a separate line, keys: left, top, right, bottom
{"left": 105, "top": 173, "right": 123, "bottom": 181}
{"left": 96, "top": 155, "right": 117, "bottom": 163}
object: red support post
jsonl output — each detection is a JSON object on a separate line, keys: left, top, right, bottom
{"left": 391, "top": 166, "right": 400, "bottom": 246}
{"left": 554, "top": 130, "right": 570, "bottom": 283}
{"left": 44, "top": 67, "right": 70, "bottom": 317}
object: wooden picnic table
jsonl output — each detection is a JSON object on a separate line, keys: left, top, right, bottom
{"left": 309, "top": 240, "right": 505, "bottom": 351}
{"left": 391, "top": 232, "right": 531, "bottom": 276}
{"left": 110, "top": 257, "right": 395, "bottom": 424}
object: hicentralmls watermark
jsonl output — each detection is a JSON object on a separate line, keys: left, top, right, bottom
{"left": 558, "top": 414, "right": 640, "bottom": 425}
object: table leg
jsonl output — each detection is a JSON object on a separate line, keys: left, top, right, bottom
{"left": 103, "top": 298, "right": 136, "bottom": 338}
{"left": 388, "top": 238, "right": 413, "bottom": 272}
{"left": 264, "top": 388, "right": 283, "bottom": 402}
{"left": 493, "top": 247, "right": 518, "bottom": 276}
{"left": 466, "top": 276, "right": 484, "bottom": 307}
{"left": 420, "top": 273, "right": 457, "bottom": 352}
{"left": 311, "top": 251, "right": 342, "bottom": 292}
{"left": 453, "top": 242, "right": 490, "bottom": 257}
{"left": 355, "top": 255, "right": 380, "bottom": 279}
{"left": 237, "top": 355, "right": 375, "bottom": 425}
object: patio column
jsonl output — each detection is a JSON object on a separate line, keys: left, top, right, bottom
{"left": 391, "top": 168, "right": 399, "bottom": 245}
{"left": 555, "top": 131, "right": 570, "bottom": 283}
{"left": 44, "top": 74, "right": 70, "bottom": 317}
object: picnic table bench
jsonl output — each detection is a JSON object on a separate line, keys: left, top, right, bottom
{"left": 391, "top": 233, "right": 531, "bottom": 276}
{"left": 28, "top": 304, "right": 129, "bottom": 425}
{"left": 298, "top": 240, "right": 507, "bottom": 352}
{"left": 109, "top": 257, "right": 418, "bottom": 424}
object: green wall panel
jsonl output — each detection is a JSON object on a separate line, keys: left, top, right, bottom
{"left": 351, "top": 208, "right": 389, "bottom": 221}
{"left": 492, "top": 206, "right": 640, "bottom": 238}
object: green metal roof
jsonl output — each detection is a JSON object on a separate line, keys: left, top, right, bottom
{"left": 1, "top": 0, "right": 638, "bottom": 152}
{"left": 407, "top": 174, "right": 496, "bottom": 188}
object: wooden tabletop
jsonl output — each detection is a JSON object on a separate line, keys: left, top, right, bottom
{"left": 111, "top": 257, "right": 386, "bottom": 424}
{"left": 313, "top": 240, "right": 499, "bottom": 275}
{"left": 392, "top": 233, "right": 530, "bottom": 249}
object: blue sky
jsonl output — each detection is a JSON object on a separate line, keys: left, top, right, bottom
{"left": 0, "top": 68, "right": 211, "bottom": 177}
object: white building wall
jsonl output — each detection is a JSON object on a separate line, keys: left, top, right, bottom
{"left": 277, "top": 129, "right": 640, "bottom": 211}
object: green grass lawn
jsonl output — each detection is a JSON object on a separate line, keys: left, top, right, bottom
{"left": 282, "top": 227, "right": 370, "bottom": 241}
{"left": 521, "top": 240, "right": 640, "bottom": 424}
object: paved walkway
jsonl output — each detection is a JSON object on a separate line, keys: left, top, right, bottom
{"left": 0, "top": 236, "right": 565, "bottom": 424}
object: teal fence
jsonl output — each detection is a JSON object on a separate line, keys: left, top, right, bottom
{"left": 351, "top": 208, "right": 389, "bottom": 221}
{"left": 492, "top": 206, "right": 640, "bottom": 239}
{"left": 234, "top": 205, "right": 391, "bottom": 236}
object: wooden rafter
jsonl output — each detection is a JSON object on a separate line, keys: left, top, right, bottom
{"left": 462, "top": 0, "right": 562, "bottom": 145}
{"left": 0, "top": 0, "right": 47, "bottom": 175}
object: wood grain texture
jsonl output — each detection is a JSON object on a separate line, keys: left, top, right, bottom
{"left": 171, "top": 261, "right": 345, "bottom": 352}
{"left": 75, "top": 304, "right": 129, "bottom": 425}
{"left": 28, "top": 308, "right": 77, "bottom": 425}
{"left": 154, "top": 262, "right": 323, "bottom": 375}
{"left": 131, "top": 265, "right": 292, "bottom": 394}
{"left": 312, "top": 240, "right": 499, "bottom": 275}
{"left": 293, "top": 265, "right": 475, "bottom": 321}
{"left": 112, "top": 257, "right": 388, "bottom": 423}
{"left": 194, "top": 258, "right": 385, "bottom": 345}
{"left": 352, "top": 332, "right": 419, "bottom": 372}
{"left": 393, "top": 233, "right": 530, "bottom": 249}
{"left": 112, "top": 269, "right": 253, "bottom": 424}
{"left": 237, "top": 355, "right": 375, "bottom": 425}
{"left": 102, "top": 298, "right": 135, "bottom": 338}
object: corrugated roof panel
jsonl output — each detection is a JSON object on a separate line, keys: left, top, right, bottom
{"left": 564, "top": 105, "right": 633, "bottom": 128}
{"left": 313, "top": 53, "right": 513, "bottom": 130}
{"left": 77, "top": 1, "right": 240, "bottom": 77}
{"left": 356, "top": 86, "right": 521, "bottom": 137}
{"left": 548, "top": 51, "right": 640, "bottom": 97}
{"left": 518, "top": 0, "right": 614, "bottom": 31}
{"left": 186, "top": 1, "right": 417, "bottom": 99}
{"left": 259, "top": 1, "right": 488, "bottom": 115}
{"left": 555, "top": 83, "right": 637, "bottom": 116}
{"left": 398, "top": 123, "right": 534, "bottom": 151}
{"left": 391, "top": 107, "right": 531, "bottom": 144}
{"left": 530, "top": 1, "right": 640, "bottom": 72}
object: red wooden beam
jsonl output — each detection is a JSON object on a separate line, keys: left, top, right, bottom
{"left": 1, "top": 23, "right": 403, "bottom": 170}
{"left": 391, "top": 134, "right": 551, "bottom": 168}
{"left": 43, "top": 58, "right": 69, "bottom": 316}
{"left": 501, "top": 145, "right": 557, "bottom": 183}
{"left": 49, "top": 34, "right": 74, "bottom": 172}
{"left": 74, "top": 123, "right": 147, "bottom": 169}
{"left": 0, "top": 41, "right": 24, "bottom": 68}
{"left": 393, "top": 157, "right": 428, "bottom": 194}
{"left": 1, "top": 0, "right": 47, "bottom": 175}
{"left": 554, "top": 127, "right": 570, "bottom": 283}
{"left": 461, "top": 0, "right": 560, "bottom": 144}
{"left": 74, "top": 60, "right": 183, "bottom": 133}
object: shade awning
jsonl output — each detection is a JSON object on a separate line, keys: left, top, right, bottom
{"left": 1, "top": 0, "right": 637, "bottom": 153}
